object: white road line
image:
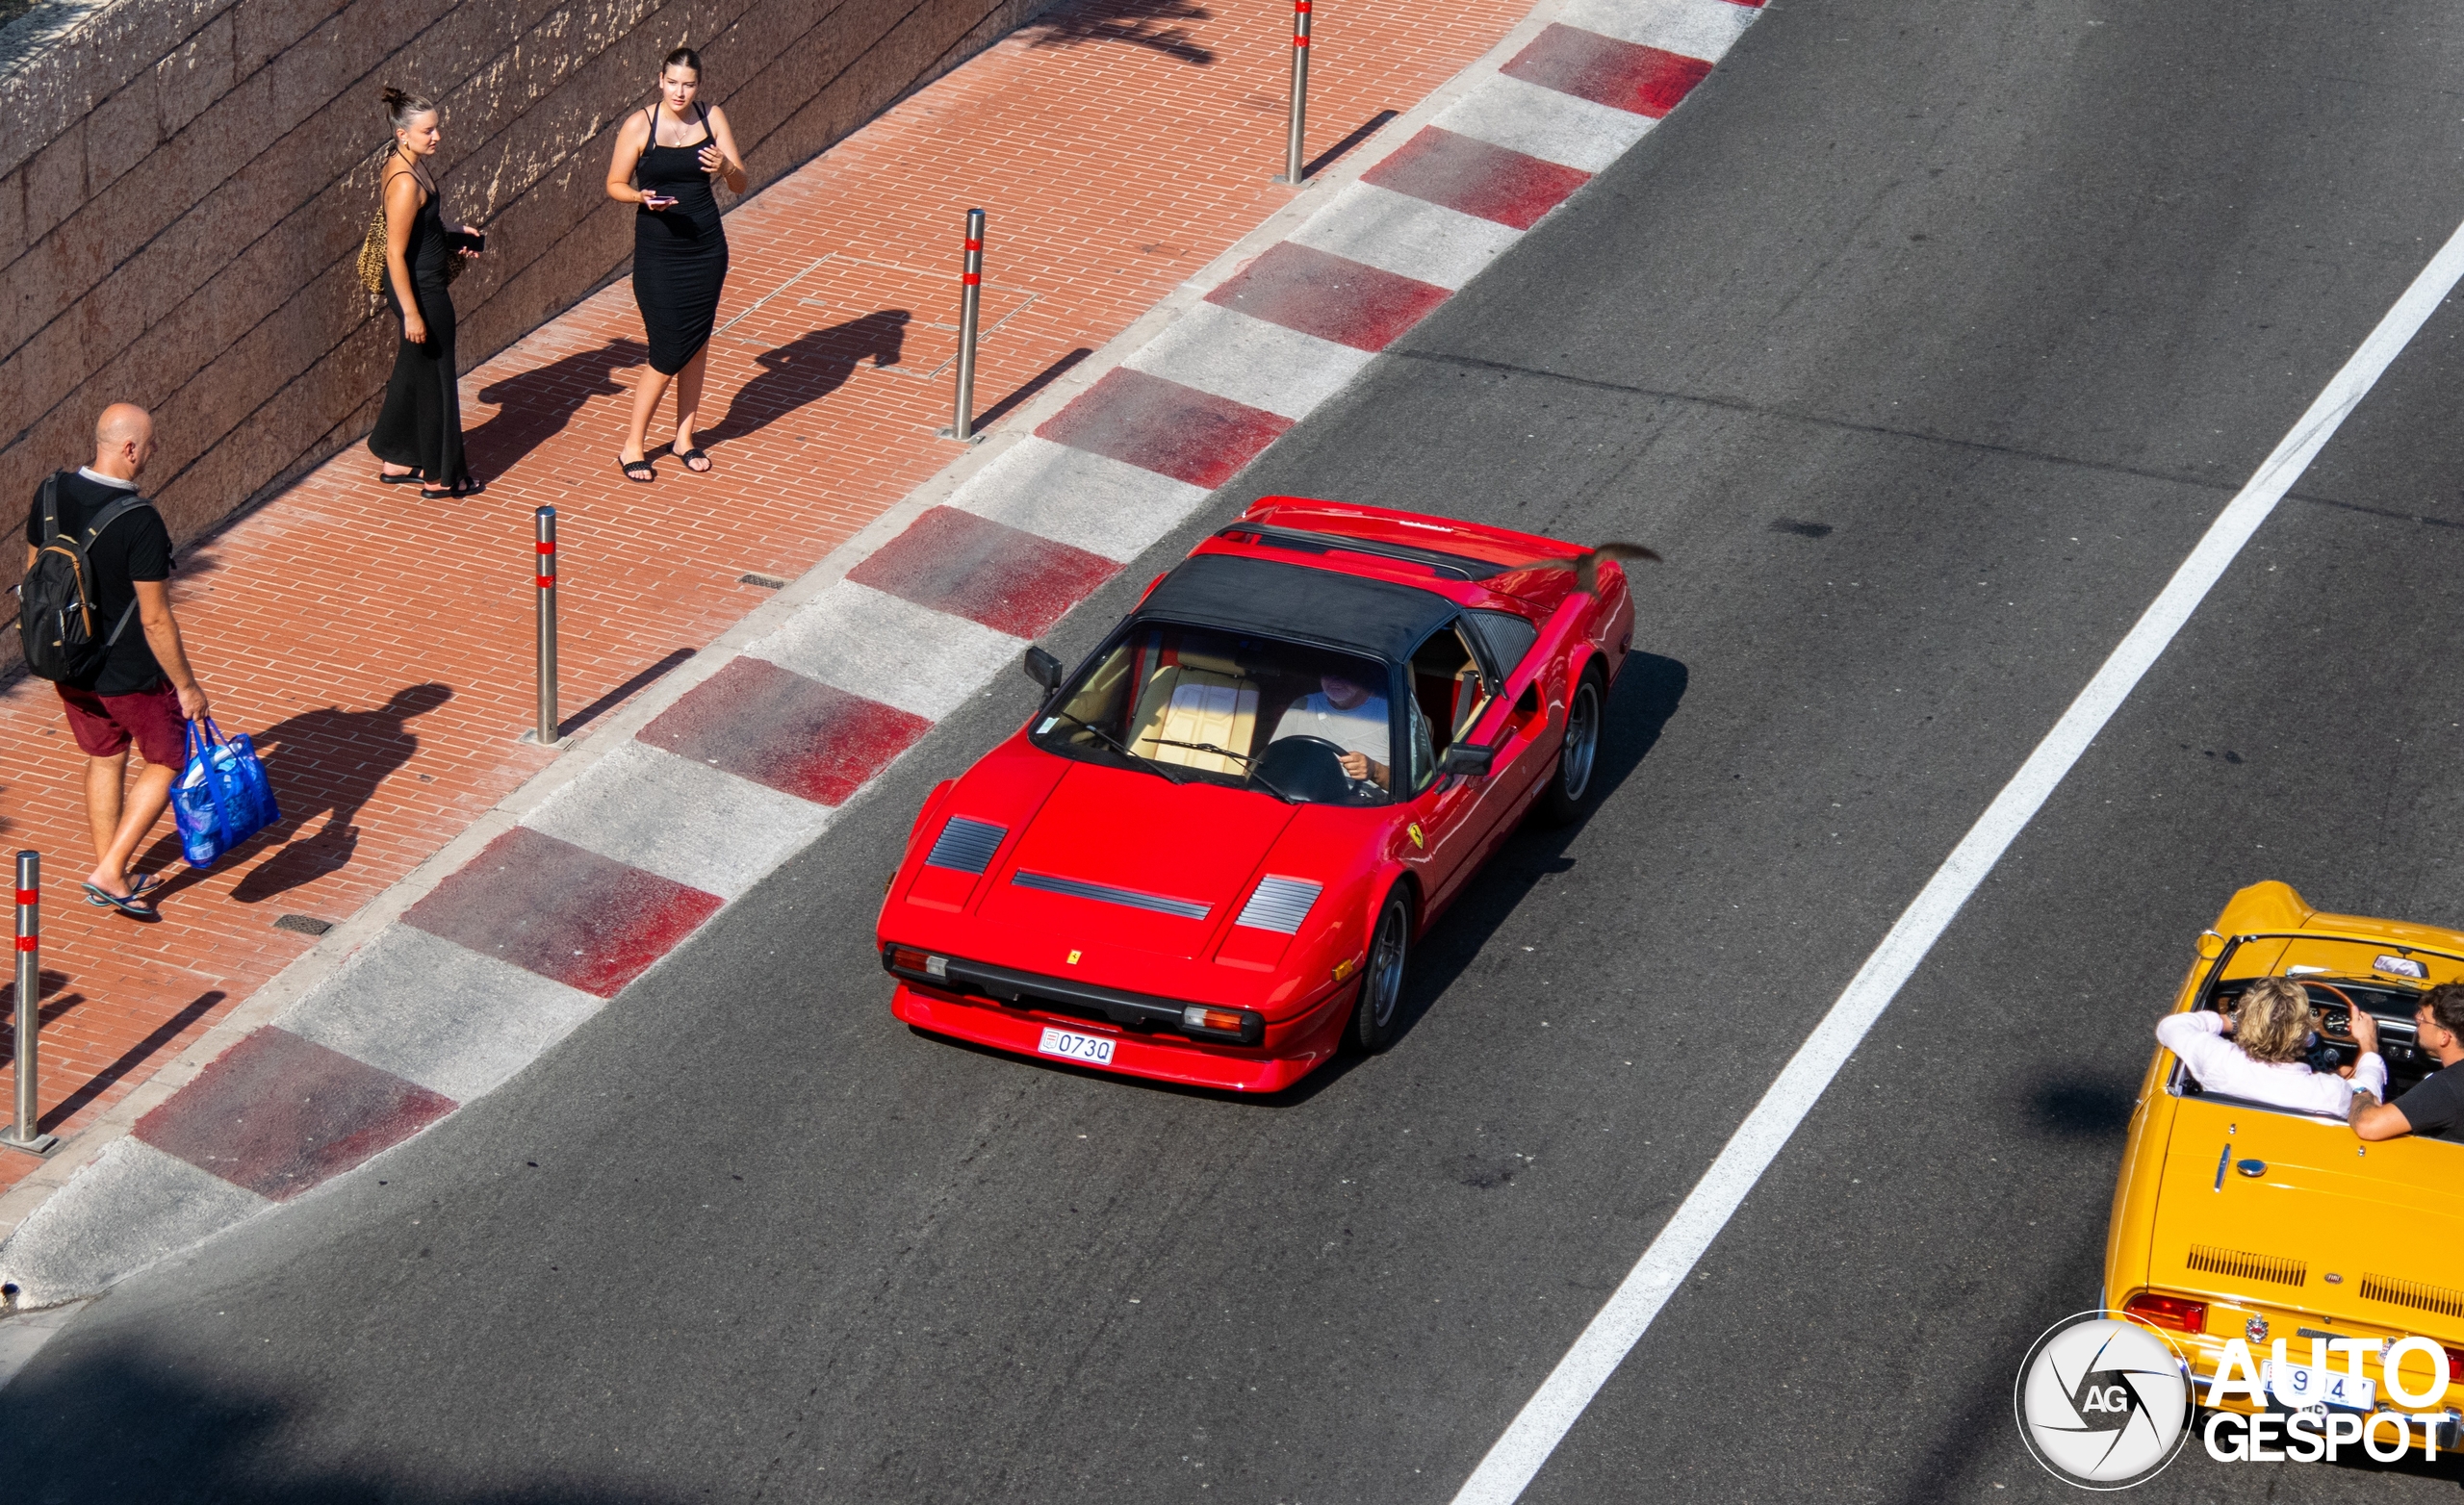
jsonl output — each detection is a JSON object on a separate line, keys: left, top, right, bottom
{"left": 1449, "top": 215, "right": 2464, "bottom": 1505}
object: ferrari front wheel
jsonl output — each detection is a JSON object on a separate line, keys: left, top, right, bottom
{"left": 1535, "top": 665, "right": 1607, "bottom": 827}
{"left": 1348, "top": 888, "right": 1413, "bottom": 1054}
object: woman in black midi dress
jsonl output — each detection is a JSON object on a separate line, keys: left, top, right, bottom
{"left": 606, "top": 48, "right": 747, "bottom": 482}
{"left": 369, "top": 87, "right": 485, "bottom": 499}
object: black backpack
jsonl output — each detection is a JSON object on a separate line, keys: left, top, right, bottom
{"left": 17, "top": 473, "right": 151, "bottom": 683}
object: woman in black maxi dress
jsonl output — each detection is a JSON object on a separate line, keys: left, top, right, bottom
{"left": 606, "top": 48, "right": 747, "bottom": 481}
{"left": 369, "top": 87, "right": 485, "bottom": 499}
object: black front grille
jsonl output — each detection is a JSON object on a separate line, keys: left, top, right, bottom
{"left": 882, "top": 946, "right": 1262, "bottom": 1046}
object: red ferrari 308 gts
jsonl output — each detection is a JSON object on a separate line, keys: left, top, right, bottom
{"left": 875, "top": 497, "right": 1638, "bottom": 1092}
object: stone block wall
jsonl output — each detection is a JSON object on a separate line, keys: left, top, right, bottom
{"left": 0, "top": 0, "right": 1055, "bottom": 590}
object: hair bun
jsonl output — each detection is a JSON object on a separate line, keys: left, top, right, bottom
{"left": 380, "top": 85, "right": 409, "bottom": 110}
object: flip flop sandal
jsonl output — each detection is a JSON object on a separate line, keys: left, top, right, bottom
{"left": 619, "top": 457, "right": 656, "bottom": 483}
{"left": 376, "top": 470, "right": 424, "bottom": 485}
{"left": 670, "top": 446, "right": 712, "bottom": 472}
{"left": 81, "top": 880, "right": 157, "bottom": 919}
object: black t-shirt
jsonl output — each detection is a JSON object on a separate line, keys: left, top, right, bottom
{"left": 2394, "top": 1062, "right": 2464, "bottom": 1142}
{"left": 23, "top": 470, "right": 171, "bottom": 695}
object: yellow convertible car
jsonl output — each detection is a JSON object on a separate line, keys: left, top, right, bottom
{"left": 2105, "top": 882, "right": 2464, "bottom": 1453}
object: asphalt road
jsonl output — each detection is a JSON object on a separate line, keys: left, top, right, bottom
{"left": 12, "top": 1, "right": 2464, "bottom": 1500}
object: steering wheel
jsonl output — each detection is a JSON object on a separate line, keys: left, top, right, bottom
{"left": 2298, "top": 981, "right": 2359, "bottom": 1042}
{"left": 1254, "top": 735, "right": 1381, "bottom": 804}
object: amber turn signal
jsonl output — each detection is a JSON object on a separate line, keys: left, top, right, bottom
{"left": 1182, "top": 1006, "right": 1246, "bottom": 1033}
{"left": 2121, "top": 1291, "right": 2206, "bottom": 1335}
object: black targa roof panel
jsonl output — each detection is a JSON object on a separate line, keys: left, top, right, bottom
{"left": 1134, "top": 553, "right": 1461, "bottom": 664}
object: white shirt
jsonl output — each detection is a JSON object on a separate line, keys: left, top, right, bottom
{"left": 1271, "top": 691, "right": 1389, "bottom": 763}
{"left": 2157, "top": 1010, "right": 2384, "bottom": 1115}
{"left": 77, "top": 466, "right": 138, "bottom": 491}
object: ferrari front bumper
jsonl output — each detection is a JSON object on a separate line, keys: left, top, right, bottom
{"left": 890, "top": 980, "right": 1352, "bottom": 1093}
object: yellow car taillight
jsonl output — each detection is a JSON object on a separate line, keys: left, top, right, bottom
{"left": 2122, "top": 1291, "right": 2206, "bottom": 1335}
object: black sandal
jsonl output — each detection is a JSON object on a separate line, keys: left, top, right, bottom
{"left": 669, "top": 445, "right": 711, "bottom": 473}
{"left": 376, "top": 469, "right": 424, "bottom": 485}
{"left": 619, "top": 457, "right": 656, "bottom": 483}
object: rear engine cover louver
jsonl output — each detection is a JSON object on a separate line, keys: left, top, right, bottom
{"left": 1237, "top": 877, "right": 1322, "bottom": 934}
{"left": 926, "top": 815, "right": 1006, "bottom": 874}
{"left": 2360, "top": 1271, "right": 2464, "bottom": 1320}
{"left": 2186, "top": 1243, "right": 2307, "bottom": 1288}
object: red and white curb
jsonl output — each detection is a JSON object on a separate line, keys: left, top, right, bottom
{"left": 0, "top": 0, "right": 1759, "bottom": 1310}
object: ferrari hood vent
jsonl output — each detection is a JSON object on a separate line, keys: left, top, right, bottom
{"left": 927, "top": 815, "right": 1006, "bottom": 875}
{"left": 1013, "top": 869, "right": 1212, "bottom": 922}
{"left": 2186, "top": 1243, "right": 2307, "bottom": 1288}
{"left": 2360, "top": 1271, "right": 2464, "bottom": 1320}
{"left": 1236, "top": 877, "right": 1322, "bottom": 934}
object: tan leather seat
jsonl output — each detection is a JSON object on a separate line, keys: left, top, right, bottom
{"left": 1129, "top": 659, "right": 1258, "bottom": 774}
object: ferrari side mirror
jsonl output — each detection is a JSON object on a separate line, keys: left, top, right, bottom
{"left": 1439, "top": 742, "right": 1497, "bottom": 778}
{"left": 1022, "top": 646, "right": 1065, "bottom": 692}
{"left": 2194, "top": 930, "right": 2226, "bottom": 960}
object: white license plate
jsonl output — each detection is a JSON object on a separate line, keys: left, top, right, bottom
{"left": 1037, "top": 1026, "right": 1116, "bottom": 1066}
{"left": 2264, "top": 1360, "right": 2376, "bottom": 1413}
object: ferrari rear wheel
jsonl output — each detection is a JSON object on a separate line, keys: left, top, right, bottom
{"left": 1348, "top": 888, "right": 1412, "bottom": 1054}
{"left": 1535, "top": 666, "right": 1607, "bottom": 827}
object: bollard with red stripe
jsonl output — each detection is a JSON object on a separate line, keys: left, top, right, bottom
{"left": 533, "top": 507, "right": 559, "bottom": 747}
{"left": 1274, "top": 0, "right": 1313, "bottom": 183}
{"left": 940, "top": 209, "right": 988, "bottom": 444}
{"left": 3, "top": 850, "right": 57, "bottom": 1155}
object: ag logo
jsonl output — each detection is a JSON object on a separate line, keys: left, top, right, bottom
{"left": 2014, "top": 1313, "right": 2193, "bottom": 1490}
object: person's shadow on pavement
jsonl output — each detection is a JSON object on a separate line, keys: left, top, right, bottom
{"left": 700, "top": 310, "right": 909, "bottom": 446}
{"left": 140, "top": 684, "right": 452, "bottom": 908}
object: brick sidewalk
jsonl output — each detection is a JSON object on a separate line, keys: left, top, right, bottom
{"left": 0, "top": 0, "right": 1530, "bottom": 1193}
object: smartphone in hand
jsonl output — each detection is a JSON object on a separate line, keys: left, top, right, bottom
{"left": 447, "top": 230, "right": 487, "bottom": 254}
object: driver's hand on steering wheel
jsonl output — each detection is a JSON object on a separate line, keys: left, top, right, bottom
{"left": 1338, "top": 752, "right": 1391, "bottom": 789}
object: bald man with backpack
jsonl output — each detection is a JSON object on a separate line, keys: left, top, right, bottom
{"left": 18, "top": 404, "right": 212, "bottom": 918}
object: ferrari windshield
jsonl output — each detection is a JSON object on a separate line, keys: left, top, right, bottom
{"left": 1031, "top": 622, "right": 1402, "bottom": 805}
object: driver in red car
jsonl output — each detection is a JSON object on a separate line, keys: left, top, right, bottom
{"left": 1270, "top": 673, "right": 1390, "bottom": 789}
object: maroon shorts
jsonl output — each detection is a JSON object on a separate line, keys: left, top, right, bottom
{"left": 57, "top": 680, "right": 186, "bottom": 766}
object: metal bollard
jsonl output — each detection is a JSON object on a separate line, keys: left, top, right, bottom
{"left": 940, "top": 209, "right": 988, "bottom": 443}
{"left": 534, "top": 507, "right": 558, "bottom": 747}
{"left": 1273, "top": 0, "right": 1312, "bottom": 183}
{"left": 2, "top": 852, "right": 55, "bottom": 1156}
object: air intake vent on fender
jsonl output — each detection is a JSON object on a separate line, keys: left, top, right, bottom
{"left": 926, "top": 816, "right": 1006, "bottom": 875}
{"left": 2360, "top": 1272, "right": 2464, "bottom": 1320}
{"left": 2186, "top": 1244, "right": 2307, "bottom": 1288}
{"left": 1236, "top": 877, "right": 1322, "bottom": 934}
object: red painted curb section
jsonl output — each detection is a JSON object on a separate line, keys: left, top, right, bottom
{"left": 640, "top": 656, "right": 935, "bottom": 804}
{"left": 135, "top": 1028, "right": 455, "bottom": 1201}
{"left": 1501, "top": 23, "right": 1715, "bottom": 118}
{"left": 1036, "top": 369, "right": 1296, "bottom": 489}
{"left": 401, "top": 828, "right": 725, "bottom": 999}
{"left": 1205, "top": 242, "right": 1454, "bottom": 352}
{"left": 848, "top": 504, "right": 1124, "bottom": 637}
{"left": 1361, "top": 127, "right": 1593, "bottom": 231}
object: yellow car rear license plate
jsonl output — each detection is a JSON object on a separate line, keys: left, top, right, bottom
{"left": 1038, "top": 1026, "right": 1116, "bottom": 1066}
{"left": 2264, "top": 1360, "right": 2375, "bottom": 1413}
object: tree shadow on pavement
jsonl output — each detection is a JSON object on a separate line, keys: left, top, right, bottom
{"left": 0, "top": 1341, "right": 689, "bottom": 1503}
{"left": 136, "top": 685, "right": 453, "bottom": 909}
{"left": 464, "top": 339, "right": 647, "bottom": 477}
{"left": 701, "top": 311, "right": 909, "bottom": 448}
{"left": 1022, "top": 0, "right": 1215, "bottom": 64}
